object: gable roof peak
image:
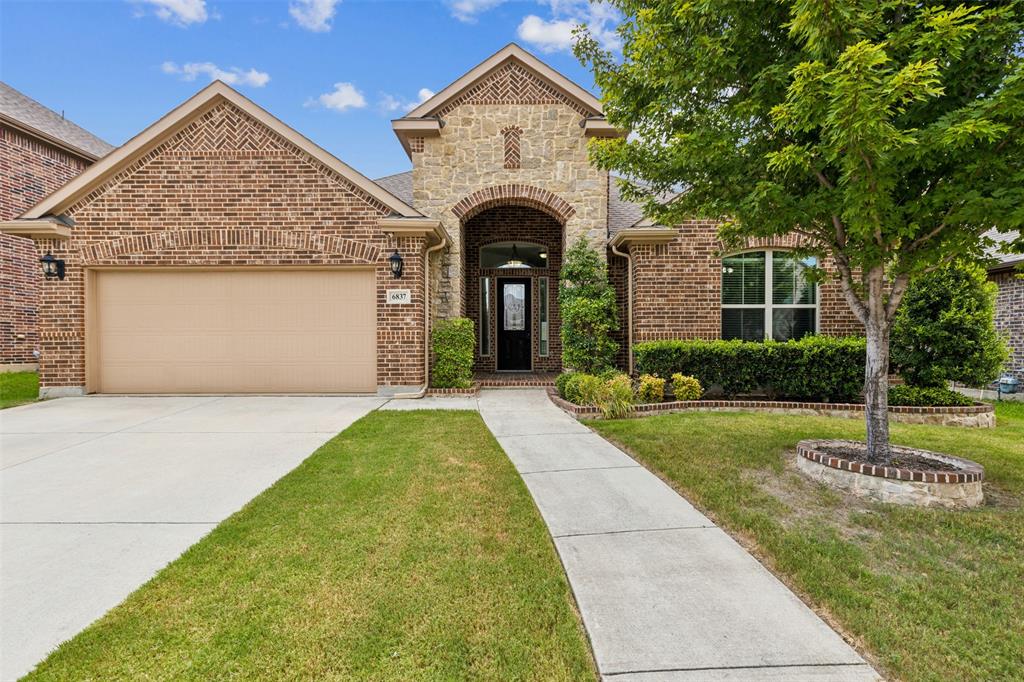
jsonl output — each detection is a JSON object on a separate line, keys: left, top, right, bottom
{"left": 20, "top": 80, "right": 421, "bottom": 220}
{"left": 404, "top": 43, "right": 603, "bottom": 119}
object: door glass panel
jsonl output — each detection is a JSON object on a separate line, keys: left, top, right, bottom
{"left": 539, "top": 277, "right": 549, "bottom": 356}
{"left": 480, "top": 276, "right": 491, "bottom": 356}
{"left": 504, "top": 283, "right": 526, "bottom": 331}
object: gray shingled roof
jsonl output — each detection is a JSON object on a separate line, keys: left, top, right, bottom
{"left": 0, "top": 82, "right": 115, "bottom": 159}
{"left": 374, "top": 170, "right": 413, "bottom": 206}
{"left": 372, "top": 170, "right": 652, "bottom": 239}
{"left": 983, "top": 227, "right": 1023, "bottom": 269}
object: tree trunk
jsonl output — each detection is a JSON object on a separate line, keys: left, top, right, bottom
{"left": 863, "top": 317, "right": 891, "bottom": 465}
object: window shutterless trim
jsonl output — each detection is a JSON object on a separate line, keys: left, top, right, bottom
{"left": 538, "top": 277, "right": 549, "bottom": 357}
{"left": 721, "top": 249, "right": 819, "bottom": 340}
{"left": 480, "top": 276, "right": 491, "bottom": 356}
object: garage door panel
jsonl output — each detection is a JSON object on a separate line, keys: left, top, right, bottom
{"left": 94, "top": 270, "right": 377, "bottom": 394}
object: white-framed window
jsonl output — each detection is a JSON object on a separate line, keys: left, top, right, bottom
{"left": 721, "top": 250, "right": 818, "bottom": 341}
{"left": 480, "top": 276, "right": 491, "bottom": 356}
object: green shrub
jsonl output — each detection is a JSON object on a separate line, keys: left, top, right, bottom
{"left": 888, "top": 385, "right": 974, "bottom": 407}
{"left": 635, "top": 336, "right": 866, "bottom": 401}
{"left": 892, "top": 261, "right": 1009, "bottom": 388}
{"left": 555, "top": 371, "right": 577, "bottom": 399}
{"left": 636, "top": 374, "right": 666, "bottom": 403}
{"left": 559, "top": 238, "right": 619, "bottom": 373}
{"left": 599, "top": 374, "right": 636, "bottom": 418}
{"left": 431, "top": 318, "right": 475, "bottom": 388}
{"left": 575, "top": 374, "right": 606, "bottom": 406}
{"left": 670, "top": 373, "right": 703, "bottom": 401}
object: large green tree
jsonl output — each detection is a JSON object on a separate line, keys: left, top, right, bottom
{"left": 577, "top": 0, "right": 1024, "bottom": 463}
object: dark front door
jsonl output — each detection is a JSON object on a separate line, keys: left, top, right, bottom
{"left": 497, "top": 278, "right": 531, "bottom": 371}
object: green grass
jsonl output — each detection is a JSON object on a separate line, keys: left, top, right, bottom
{"left": 591, "top": 402, "right": 1024, "bottom": 682}
{"left": 0, "top": 371, "right": 38, "bottom": 409}
{"left": 27, "top": 411, "right": 596, "bottom": 681}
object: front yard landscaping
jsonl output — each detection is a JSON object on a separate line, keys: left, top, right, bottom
{"left": 26, "top": 410, "right": 595, "bottom": 681}
{"left": 592, "top": 401, "right": 1024, "bottom": 682}
{"left": 0, "top": 371, "right": 38, "bottom": 409}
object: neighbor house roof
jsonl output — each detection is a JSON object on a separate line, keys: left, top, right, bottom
{"left": 983, "top": 228, "right": 1023, "bottom": 271}
{"left": 17, "top": 81, "right": 422, "bottom": 222}
{"left": 0, "top": 82, "right": 115, "bottom": 160}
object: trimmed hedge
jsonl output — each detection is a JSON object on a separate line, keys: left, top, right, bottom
{"left": 888, "top": 385, "right": 975, "bottom": 407}
{"left": 634, "top": 336, "right": 866, "bottom": 401}
{"left": 431, "top": 318, "right": 475, "bottom": 388}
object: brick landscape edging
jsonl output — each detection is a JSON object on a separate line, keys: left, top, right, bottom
{"left": 795, "top": 439, "right": 985, "bottom": 508}
{"left": 796, "top": 439, "right": 984, "bottom": 484}
{"left": 547, "top": 389, "right": 995, "bottom": 427}
{"left": 426, "top": 383, "right": 481, "bottom": 397}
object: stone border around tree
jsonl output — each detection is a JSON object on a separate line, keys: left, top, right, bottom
{"left": 796, "top": 439, "right": 984, "bottom": 508}
{"left": 546, "top": 389, "right": 995, "bottom": 427}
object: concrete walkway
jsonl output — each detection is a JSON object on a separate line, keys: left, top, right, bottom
{"left": 0, "top": 395, "right": 383, "bottom": 681}
{"left": 478, "top": 389, "right": 878, "bottom": 681}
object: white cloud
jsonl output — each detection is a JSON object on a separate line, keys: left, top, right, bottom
{"left": 309, "top": 82, "right": 367, "bottom": 112}
{"left": 517, "top": 15, "right": 577, "bottom": 53}
{"left": 378, "top": 87, "right": 435, "bottom": 113}
{"left": 517, "top": 0, "right": 621, "bottom": 53}
{"left": 161, "top": 61, "right": 270, "bottom": 87}
{"left": 289, "top": 0, "right": 340, "bottom": 32}
{"left": 135, "top": 0, "right": 208, "bottom": 26}
{"left": 447, "top": 0, "right": 505, "bottom": 23}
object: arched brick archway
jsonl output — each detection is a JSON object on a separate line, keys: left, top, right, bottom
{"left": 452, "top": 184, "right": 576, "bottom": 224}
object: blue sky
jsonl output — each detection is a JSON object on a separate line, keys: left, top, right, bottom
{"left": 0, "top": 0, "right": 619, "bottom": 179}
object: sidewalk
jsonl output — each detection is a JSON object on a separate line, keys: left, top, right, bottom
{"left": 477, "top": 389, "right": 879, "bottom": 681}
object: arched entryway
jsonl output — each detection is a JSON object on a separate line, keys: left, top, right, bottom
{"left": 462, "top": 204, "right": 564, "bottom": 373}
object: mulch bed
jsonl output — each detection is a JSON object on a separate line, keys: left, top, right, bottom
{"left": 814, "top": 443, "right": 960, "bottom": 473}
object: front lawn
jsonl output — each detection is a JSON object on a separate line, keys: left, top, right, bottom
{"left": 591, "top": 403, "right": 1024, "bottom": 682}
{"left": 0, "top": 371, "right": 38, "bottom": 409}
{"left": 27, "top": 411, "right": 595, "bottom": 681}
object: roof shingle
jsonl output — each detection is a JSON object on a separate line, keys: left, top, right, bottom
{"left": 0, "top": 82, "right": 115, "bottom": 159}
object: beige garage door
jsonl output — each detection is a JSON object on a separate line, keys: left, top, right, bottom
{"left": 91, "top": 269, "right": 377, "bottom": 394}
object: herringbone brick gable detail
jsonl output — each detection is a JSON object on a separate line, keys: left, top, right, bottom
{"left": 67, "top": 102, "right": 390, "bottom": 216}
{"left": 501, "top": 125, "right": 522, "bottom": 169}
{"left": 434, "top": 62, "right": 592, "bottom": 117}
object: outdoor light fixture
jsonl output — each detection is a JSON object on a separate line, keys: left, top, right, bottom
{"left": 40, "top": 252, "right": 65, "bottom": 280}
{"left": 388, "top": 249, "right": 404, "bottom": 279}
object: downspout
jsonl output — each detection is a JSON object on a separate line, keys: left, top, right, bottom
{"left": 392, "top": 232, "right": 449, "bottom": 399}
{"left": 609, "top": 239, "right": 634, "bottom": 376}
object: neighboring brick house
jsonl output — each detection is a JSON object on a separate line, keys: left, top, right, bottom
{"left": 3, "top": 44, "right": 864, "bottom": 397}
{"left": 984, "top": 229, "right": 1023, "bottom": 382}
{"left": 1, "top": 82, "right": 113, "bottom": 370}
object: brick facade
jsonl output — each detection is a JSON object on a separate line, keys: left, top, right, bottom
{"left": 1, "top": 125, "right": 91, "bottom": 366}
{"left": 627, "top": 221, "right": 863, "bottom": 347}
{"left": 35, "top": 101, "right": 428, "bottom": 393}
{"left": 463, "top": 205, "right": 562, "bottom": 373}
{"left": 990, "top": 268, "right": 1023, "bottom": 381}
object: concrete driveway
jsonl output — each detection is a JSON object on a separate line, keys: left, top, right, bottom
{"left": 0, "top": 395, "right": 383, "bottom": 680}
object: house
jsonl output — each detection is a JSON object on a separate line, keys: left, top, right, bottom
{"left": 984, "top": 228, "right": 1023, "bottom": 382}
{"left": 0, "top": 44, "right": 861, "bottom": 397}
{"left": 0, "top": 82, "right": 114, "bottom": 371}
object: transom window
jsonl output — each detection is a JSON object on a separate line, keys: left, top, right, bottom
{"left": 480, "top": 242, "right": 548, "bottom": 269}
{"left": 721, "top": 250, "right": 818, "bottom": 341}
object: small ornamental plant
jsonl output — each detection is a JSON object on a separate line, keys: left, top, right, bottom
{"left": 670, "top": 374, "right": 703, "bottom": 401}
{"left": 431, "top": 318, "right": 475, "bottom": 389}
{"left": 636, "top": 374, "right": 666, "bottom": 403}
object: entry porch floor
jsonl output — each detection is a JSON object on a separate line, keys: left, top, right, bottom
{"left": 474, "top": 371, "right": 558, "bottom": 388}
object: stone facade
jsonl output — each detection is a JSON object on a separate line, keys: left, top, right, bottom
{"left": 990, "top": 268, "right": 1023, "bottom": 381}
{"left": 0, "top": 125, "right": 92, "bottom": 367}
{"left": 411, "top": 61, "right": 607, "bottom": 322}
{"left": 34, "top": 101, "right": 428, "bottom": 394}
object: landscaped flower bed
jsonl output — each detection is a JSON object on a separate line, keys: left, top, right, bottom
{"left": 548, "top": 388, "right": 995, "bottom": 427}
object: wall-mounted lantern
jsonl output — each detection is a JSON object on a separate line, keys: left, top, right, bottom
{"left": 388, "top": 249, "right": 404, "bottom": 279}
{"left": 40, "top": 252, "right": 65, "bottom": 280}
